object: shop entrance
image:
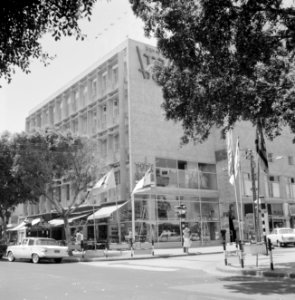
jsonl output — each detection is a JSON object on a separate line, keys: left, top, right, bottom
{"left": 98, "top": 224, "right": 107, "bottom": 242}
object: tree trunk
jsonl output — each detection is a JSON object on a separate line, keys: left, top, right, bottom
{"left": 63, "top": 216, "right": 72, "bottom": 245}
{"left": 0, "top": 213, "right": 8, "bottom": 242}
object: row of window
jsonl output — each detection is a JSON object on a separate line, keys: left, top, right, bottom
{"left": 267, "top": 153, "right": 294, "bottom": 165}
{"left": 27, "top": 64, "right": 121, "bottom": 131}
{"left": 155, "top": 158, "right": 217, "bottom": 190}
{"left": 243, "top": 173, "right": 295, "bottom": 198}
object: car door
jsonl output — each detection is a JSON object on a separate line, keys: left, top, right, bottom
{"left": 13, "top": 238, "right": 28, "bottom": 259}
{"left": 269, "top": 229, "right": 277, "bottom": 244}
{"left": 23, "top": 239, "right": 34, "bottom": 259}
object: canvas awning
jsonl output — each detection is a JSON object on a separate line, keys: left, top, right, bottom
{"left": 87, "top": 202, "right": 127, "bottom": 221}
{"left": 48, "top": 214, "right": 89, "bottom": 227}
{"left": 31, "top": 217, "right": 41, "bottom": 226}
{"left": 7, "top": 221, "right": 27, "bottom": 231}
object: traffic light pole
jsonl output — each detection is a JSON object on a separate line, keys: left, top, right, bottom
{"left": 175, "top": 204, "right": 187, "bottom": 251}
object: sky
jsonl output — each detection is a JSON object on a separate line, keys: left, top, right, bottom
{"left": 0, "top": 0, "right": 156, "bottom": 134}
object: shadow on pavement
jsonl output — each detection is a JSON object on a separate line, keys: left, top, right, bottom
{"left": 218, "top": 274, "right": 295, "bottom": 296}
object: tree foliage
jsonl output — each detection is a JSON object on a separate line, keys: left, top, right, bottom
{"left": 12, "top": 129, "right": 101, "bottom": 242}
{"left": 130, "top": 0, "right": 295, "bottom": 143}
{"left": 0, "top": 0, "right": 97, "bottom": 83}
{"left": 0, "top": 132, "right": 38, "bottom": 240}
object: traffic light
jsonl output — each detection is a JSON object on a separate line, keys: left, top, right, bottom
{"left": 175, "top": 204, "right": 187, "bottom": 219}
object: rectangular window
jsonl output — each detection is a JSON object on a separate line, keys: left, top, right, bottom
{"left": 101, "top": 140, "right": 107, "bottom": 157}
{"left": 74, "top": 90, "right": 79, "bottom": 111}
{"left": 113, "top": 99, "right": 119, "bottom": 123}
{"left": 102, "top": 72, "right": 107, "bottom": 94}
{"left": 268, "top": 153, "right": 273, "bottom": 163}
{"left": 114, "top": 170, "right": 120, "bottom": 185}
{"left": 270, "top": 203, "right": 284, "bottom": 216}
{"left": 155, "top": 158, "right": 177, "bottom": 169}
{"left": 178, "top": 160, "right": 187, "bottom": 170}
{"left": 92, "top": 79, "right": 97, "bottom": 97}
{"left": 114, "top": 134, "right": 119, "bottom": 152}
{"left": 243, "top": 173, "right": 252, "bottom": 196}
{"left": 286, "top": 177, "right": 295, "bottom": 198}
{"left": 199, "top": 163, "right": 217, "bottom": 190}
{"left": 268, "top": 175, "right": 280, "bottom": 197}
{"left": 288, "top": 156, "right": 294, "bottom": 165}
{"left": 112, "top": 66, "right": 118, "bottom": 88}
{"left": 83, "top": 86, "right": 88, "bottom": 106}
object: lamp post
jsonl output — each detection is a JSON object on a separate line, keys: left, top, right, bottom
{"left": 246, "top": 149, "right": 259, "bottom": 242}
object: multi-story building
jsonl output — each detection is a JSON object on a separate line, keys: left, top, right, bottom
{"left": 11, "top": 39, "right": 295, "bottom": 247}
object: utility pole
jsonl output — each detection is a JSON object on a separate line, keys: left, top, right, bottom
{"left": 249, "top": 150, "right": 259, "bottom": 242}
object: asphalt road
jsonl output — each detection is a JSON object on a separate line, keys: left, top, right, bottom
{"left": 1, "top": 250, "right": 295, "bottom": 300}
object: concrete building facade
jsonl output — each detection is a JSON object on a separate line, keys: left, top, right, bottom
{"left": 13, "top": 39, "right": 295, "bottom": 247}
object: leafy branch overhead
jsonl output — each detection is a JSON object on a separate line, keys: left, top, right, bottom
{"left": 0, "top": 0, "right": 96, "bottom": 83}
{"left": 130, "top": 0, "right": 295, "bottom": 143}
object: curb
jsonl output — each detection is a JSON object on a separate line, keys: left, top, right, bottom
{"left": 64, "top": 251, "right": 223, "bottom": 263}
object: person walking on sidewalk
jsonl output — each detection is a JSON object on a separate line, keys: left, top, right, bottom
{"left": 75, "top": 229, "right": 84, "bottom": 252}
{"left": 183, "top": 227, "right": 192, "bottom": 254}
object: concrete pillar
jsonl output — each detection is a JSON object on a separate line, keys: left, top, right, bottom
{"left": 118, "top": 51, "right": 127, "bottom": 202}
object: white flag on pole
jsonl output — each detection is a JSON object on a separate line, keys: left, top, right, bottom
{"left": 226, "top": 130, "right": 235, "bottom": 185}
{"left": 132, "top": 168, "right": 154, "bottom": 195}
{"left": 234, "top": 137, "right": 240, "bottom": 179}
{"left": 93, "top": 169, "right": 116, "bottom": 192}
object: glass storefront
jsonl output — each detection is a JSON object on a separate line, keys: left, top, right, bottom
{"left": 131, "top": 194, "right": 220, "bottom": 246}
{"left": 84, "top": 159, "right": 220, "bottom": 247}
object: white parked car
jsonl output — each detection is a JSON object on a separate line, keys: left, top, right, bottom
{"left": 6, "top": 237, "right": 69, "bottom": 263}
{"left": 267, "top": 228, "right": 295, "bottom": 247}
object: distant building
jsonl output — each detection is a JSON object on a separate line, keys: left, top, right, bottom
{"left": 10, "top": 39, "right": 295, "bottom": 247}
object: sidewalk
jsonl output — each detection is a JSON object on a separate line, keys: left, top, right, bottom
{"left": 216, "top": 246, "right": 295, "bottom": 279}
{"left": 66, "top": 244, "right": 295, "bottom": 279}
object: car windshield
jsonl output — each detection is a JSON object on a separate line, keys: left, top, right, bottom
{"left": 35, "top": 239, "right": 58, "bottom": 246}
{"left": 279, "top": 229, "right": 293, "bottom": 234}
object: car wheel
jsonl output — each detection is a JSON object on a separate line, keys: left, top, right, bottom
{"left": 54, "top": 258, "right": 62, "bottom": 263}
{"left": 32, "top": 253, "right": 40, "bottom": 264}
{"left": 7, "top": 251, "right": 15, "bottom": 262}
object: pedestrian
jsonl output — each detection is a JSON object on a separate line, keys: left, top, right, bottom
{"left": 183, "top": 227, "right": 191, "bottom": 254}
{"left": 75, "top": 229, "right": 84, "bottom": 252}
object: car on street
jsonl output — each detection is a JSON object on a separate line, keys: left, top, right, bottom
{"left": 267, "top": 227, "right": 295, "bottom": 247}
{"left": 6, "top": 237, "right": 69, "bottom": 263}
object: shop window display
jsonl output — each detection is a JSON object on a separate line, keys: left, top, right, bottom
{"left": 157, "top": 222, "right": 181, "bottom": 242}
{"left": 201, "top": 202, "right": 219, "bottom": 221}
{"left": 135, "top": 200, "right": 149, "bottom": 220}
{"left": 201, "top": 222, "right": 220, "bottom": 241}
{"left": 185, "top": 201, "right": 201, "bottom": 221}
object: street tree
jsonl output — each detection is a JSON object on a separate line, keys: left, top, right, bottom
{"left": 0, "top": 0, "right": 97, "bottom": 83}
{"left": 130, "top": 0, "right": 295, "bottom": 143}
{"left": 12, "top": 129, "right": 101, "bottom": 244}
{"left": 0, "top": 132, "right": 38, "bottom": 241}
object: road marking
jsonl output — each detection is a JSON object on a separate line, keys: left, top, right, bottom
{"left": 80, "top": 262, "right": 177, "bottom": 272}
